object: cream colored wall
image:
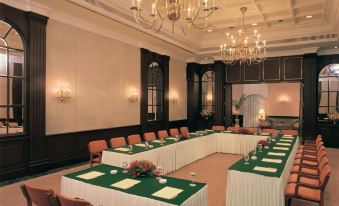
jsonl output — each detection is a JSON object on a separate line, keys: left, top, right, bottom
{"left": 46, "top": 20, "right": 187, "bottom": 135}
{"left": 169, "top": 59, "right": 187, "bottom": 121}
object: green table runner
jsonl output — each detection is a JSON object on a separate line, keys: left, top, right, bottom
{"left": 229, "top": 134, "right": 298, "bottom": 177}
{"left": 105, "top": 132, "right": 211, "bottom": 155}
{"left": 64, "top": 164, "right": 206, "bottom": 205}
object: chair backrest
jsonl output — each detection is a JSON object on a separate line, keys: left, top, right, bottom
{"left": 180, "top": 127, "right": 189, "bottom": 135}
{"left": 21, "top": 183, "right": 54, "bottom": 206}
{"left": 262, "top": 128, "right": 278, "bottom": 134}
{"left": 88, "top": 140, "right": 108, "bottom": 154}
{"left": 227, "top": 127, "right": 239, "bottom": 132}
{"left": 144, "top": 132, "right": 156, "bottom": 141}
{"left": 281, "top": 130, "right": 298, "bottom": 136}
{"left": 157, "top": 130, "right": 169, "bottom": 139}
{"left": 169, "top": 128, "right": 179, "bottom": 136}
{"left": 212, "top": 125, "right": 225, "bottom": 131}
{"left": 318, "top": 157, "right": 329, "bottom": 172}
{"left": 317, "top": 150, "right": 327, "bottom": 163}
{"left": 244, "top": 127, "right": 258, "bottom": 133}
{"left": 127, "top": 134, "right": 142, "bottom": 145}
{"left": 56, "top": 193, "right": 92, "bottom": 206}
{"left": 319, "top": 165, "right": 332, "bottom": 188}
{"left": 110, "top": 137, "right": 127, "bottom": 148}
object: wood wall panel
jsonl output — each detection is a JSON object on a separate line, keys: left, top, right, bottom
{"left": 243, "top": 63, "right": 261, "bottom": 81}
{"left": 284, "top": 57, "right": 303, "bottom": 80}
{"left": 226, "top": 64, "right": 241, "bottom": 82}
{"left": 263, "top": 58, "right": 280, "bottom": 81}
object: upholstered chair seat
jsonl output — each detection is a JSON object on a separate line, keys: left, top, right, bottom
{"left": 127, "top": 134, "right": 142, "bottom": 145}
{"left": 169, "top": 128, "right": 180, "bottom": 137}
{"left": 212, "top": 125, "right": 225, "bottom": 131}
{"left": 88, "top": 140, "right": 108, "bottom": 167}
{"left": 110, "top": 137, "right": 127, "bottom": 148}
{"left": 157, "top": 130, "right": 169, "bottom": 139}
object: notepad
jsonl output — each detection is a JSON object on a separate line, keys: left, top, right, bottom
{"left": 189, "top": 133, "right": 198, "bottom": 135}
{"left": 152, "top": 186, "right": 184, "bottom": 199}
{"left": 77, "top": 171, "right": 105, "bottom": 180}
{"left": 283, "top": 136, "right": 294, "bottom": 139}
{"left": 260, "top": 133, "right": 270, "bottom": 135}
{"left": 273, "top": 147, "right": 289, "bottom": 151}
{"left": 224, "top": 131, "right": 232, "bottom": 133}
{"left": 284, "top": 135, "right": 293, "bottom": 137}
{"left": 111, "top": 178, "right": 141, "bottom": 189}
{"left": 276, "top": 142, "right": 291, "bottom": 146}
{"left": 205, "top": 129, "right": 213, "bottom": 132}
{"left": 152, "top": 140, "right": 165, "bottom": 143}
{"left": 167, "top": 137, "right": 177, "bottom": 140}
{"left": 135, "top": 143, "right": 146, "bottom": 147}
{"left": 114, "top": 147, "right": 130, "bottom": 152}
{"left": 268, "top": 152, "right": 286, "bottom": 157}
{"left": 280, "top": 139, "right": 293, "bottom": 142}
{"left": 253, "top": 166, "right": 277, "bottom": 173}
{"left": 262, "top": 158, "right": 283, "bottom": 164}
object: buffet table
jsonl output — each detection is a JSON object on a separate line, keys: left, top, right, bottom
{"left": 226, "top": 135, "right": 298, "bottom": 206}
{"left": 101, "top": 131, "right": 269, "bottom": 174}
{"left": 62, "top": 164, "right": 207, "bottom": 206}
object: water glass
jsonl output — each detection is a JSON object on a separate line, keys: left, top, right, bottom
{"left": 258, "top": 144, "right": 263, "bottom": 152}
{"left": 128, "top": 145, "right": 133, "bottom": 153}
{"left": 252, "top": 149, "right": 257, "bottom": 156}
{"left": 189, "top": 172, "right": 196, "bottom": 187}
{"left": 122, "top": 161, "right": 128, "bottom": 173}
{"left": 244, "top": 154, "right": 250, "bottom": 164}
{"left": 156, "top": 166, "right": 163, "bottom": 179}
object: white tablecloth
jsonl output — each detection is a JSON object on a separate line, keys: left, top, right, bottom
{"left": 225, "top": 137, "right": 299, "bottom": 206}
{"left": 61, "top": 176, "right": 208, "bottom": 206}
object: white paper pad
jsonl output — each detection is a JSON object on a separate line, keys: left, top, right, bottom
{"left": 260, "top": 133, "right": 270, "bottom": 135}
{"left": 152, "top": 140, "right": 164, "bottom": 143}
{"left": 114, "top": 147, "right": 130, "bottom": 152}
{"left": 273, "top": 147, "right": 289, "bottom": 151}
{"left": 268, "top": 152, "right": 286, "bottom": 157}
{"left": 135, "top": 143, "right": 146, "bottom": 148}
{"left": 253, "top": 166, "right": 277, "bottom": 173}
{"left": 283, "top": 136, "right": 295, "bottom": 139}
{"left": 284, "top": 135, "right": 293, "bottom": 137}
{"left": 189, "top": 133, "right": 198, "bottom": 135}
{"left": 262, "top": 158, "right": 283, "bottom": 164}
{"left": 111, "top": 178, "right": 141, "bottom": 189}
{"left": 280, "top": 139, "right": 293, "bottom": 142}
{"left": 276, "top": 142, "right": 291, "bottom": 146}
{"left": 224, "top": 131, "right": 232, "bottom": 133}
{"left": 152, "top": 186, "right": 184, "bottom": 199}
{"left": 166, "top": 137, "right": 177, "bottom": 140}
{"left": 77, "top": 171, "right": 105, "bottom": 180}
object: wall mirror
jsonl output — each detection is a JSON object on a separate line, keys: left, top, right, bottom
{"left": 147, "top": 62, "right": 163, "bottom": 121}
{"left": 0, "top": 20, "right": 25, "bottom": 136}
{"left": 231, "top": 83, "right": 301, "bottom": 131}
{"left": 318, "top": 64, "right": 339, "bottom": 122}
{"left": 200, "top": 70, "right": 215, "bottom": 118}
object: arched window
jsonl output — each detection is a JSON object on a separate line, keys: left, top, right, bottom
{"left": 200, "top": 71, "right": 215, "bottom": 117}
{"left": 148, "top": 62, "right": 163, "bottom": 121}
{"left": 318, "top": 64, "right": 339, "bottom": 120}
{"left": 0, "top": 20, "right": 25, "bottom": 136}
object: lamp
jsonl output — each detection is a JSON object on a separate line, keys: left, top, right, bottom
{"left": 170, "top": 91, "right": 179, "bottom": 104}
{"left": 258, "top": 109, "right": 265, "bottom": 121}
{"left": 128, "top": 92, "right": 139, "bottom": 103}
{"left": 279, "top": 95, "right": 289, "bottom": 103}
{"left": 206, "top": 93, "right": 213, "bottom": 102}
{"left": 56, "top": 83, "right": 71, "bottom": 103}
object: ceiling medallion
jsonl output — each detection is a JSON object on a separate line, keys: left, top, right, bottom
{"left": 130, "top": 0, "right": 217, "bottom": 35}
{"left": 220, "top": 7, "right": 267, "bottom": 65}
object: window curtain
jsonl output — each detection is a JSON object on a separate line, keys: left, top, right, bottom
{"left": 243, "top": 94, "right": 266, "bottom": 127}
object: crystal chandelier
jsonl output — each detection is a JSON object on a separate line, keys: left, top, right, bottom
{"left": 130, "top": 0, "right": 217, "bottom": 35}
{"left": 220, "top": 7, "right": 267, "bottom": 65}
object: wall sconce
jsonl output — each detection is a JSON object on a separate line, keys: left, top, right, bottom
{"left": 258, "top": 109, "right": 266, "bottom": 121}
{"left": 206, "top": 93, "right": 213, "bottom": 102}
{"left": 279, "top": 95, "right": 289, "bottom": 103}
{"left": 56, "top": 83, "right": 71, "bottom": 103}
{"left": 128, "top": 92, "right": 139, "bottom": 103}
{"left": 170, "top": 92, "right": 179, "bottom": 104}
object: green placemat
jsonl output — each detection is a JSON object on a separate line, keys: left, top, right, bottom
{"left": 64, "top": 164, "right": 206, "bottom": 205}
{"left": 229, "top": 134, "right": 297, "bottom": 177}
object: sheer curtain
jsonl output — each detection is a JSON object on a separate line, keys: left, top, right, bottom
{"left": 243, "top": 94, "right": 266, "bottom": 127}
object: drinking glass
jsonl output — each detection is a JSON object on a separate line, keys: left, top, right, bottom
{"left": 252, "top": 149, "right": 257, "bottom": 156}
{"left": 156, "top": 166, "right": 163, "bottom": 180}
{"left": 145, "top": 141, "right": 149, "bottom": 149}
{"left": 258, "top": 144, "right": 263, "bottom": 152}
{"left": 189, "top": 172, "right": 196, "bottom": 187}
{"left": 244, "top": 154, "right": 250, "bottom": 165}
{"left": 128, "top": 145, "right": 133, "bottom": 153}
{"left": 160, "top": 138, "right": 164, "bottom": 145}
{"left": 122, "top": 161, "right": 128, "bottom": 173}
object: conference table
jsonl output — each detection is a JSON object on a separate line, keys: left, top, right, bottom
{"left": 62, "top": 131, "right": 298, "bottom": 206}
{"left": 226, "top": 134, "right": 298, "bottom": 206}
{"left": 101, "top": 131, "right": 269, "bottom": 175}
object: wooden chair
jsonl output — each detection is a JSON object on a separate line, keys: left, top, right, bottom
{"left": 285, "top": 165, "right": 332, "bottom": 206}
{"left": 291, "top": 157, "right": 329, "bottom": 177}
{"left": 262, "top": 128, "right": 278, "bottom": 134}
{"left": 227, "top": 127, "right": 239, "bottom": 132}
{"left": 21, "top": 183, "right": 55, "bottom": 206}
{"left": 157, "top": 130, "right": 169, "bottom": 139}
{"left": 110, "top": 137, "right": 127, "bottom": 148}
{"left": 212, "top": 125, "right": 225, "bottom": 131}
{"left": 281, "top": 130, "right": 298, "bottom": 136}
{"left": 169, "top": 128, "right": 180, "bottom": 137}
{"left": 293, "top": 150, "right": 327, "bottom": 167}
{"left": 88, "top": 140, "right": 108, "bottom": 167}
{"left": 127, "top": 134, "right": 142, "bottom": 145}
{"left": 144, "top": 132, "right": 156, "bottom": 141}
{"left": 54, "top": 193, "right": 92, "bottom": 206}
{"left": 179, "top": 127, "right": 189, "bottom": 135}
{"left": 244, "top": 127, "right": 259, "bottom": 133}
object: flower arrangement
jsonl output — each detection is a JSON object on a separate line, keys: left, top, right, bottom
{"left": 237, "top": 128, "right": 249, "bottom": 134}
{"left": 257, "top": 140, "right": 268, "bottom": 147}
{"left": 127, "top": 160, "right": 156, "bottom": 178}
{"left": 328, "top": 111, "right": 339, "bottom": 125}
{"left": 200, "top": 110, "right": 214, "bottom": 120}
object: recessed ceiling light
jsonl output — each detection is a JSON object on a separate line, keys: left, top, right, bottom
{"left": 14, "top": 32, "right": 19, "bottom": 35}
{"left": 306, "top": 15, "right": 313, "bottom": 19}
{"left": 252, "top": 23, "right": 257, "bottom": 26}
{"left": 208, "top": 29, "right": 213, "bottom": 32}
{"left": 278, "top": 20, "right": 283, "bottom": 22}
{"left": 205, "top": 57, "right": 208, "bottom": 60}
{"left": 335, "top": 46, "right": 338, "bottom": 49}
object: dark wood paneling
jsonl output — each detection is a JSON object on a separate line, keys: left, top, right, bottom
{"left": 226, "top": 64, "right": 241, "bottom": 82}
{"left": 214, "top": 61, "right": 225, "bottom": 125}
{"left": 169, "top": 119, "right": 188, "bottom": 129}
{"left": 317, "top": 124, "right": 339, "bottom": 148}
{"left": 284, "top": 57, "right": 303, "bottom": 80}
{"left": 263, "top": 58, "right": 280, "bottom": 81}
{"left": 224, "top": 84, "right": 232, "bottom": 127}
{"left": 243, "top": 63, "right": 261, "bottom": 81}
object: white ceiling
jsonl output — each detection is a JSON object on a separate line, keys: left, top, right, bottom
{"left": 3, "top": 0, "right": 339, "bottom": 62}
